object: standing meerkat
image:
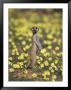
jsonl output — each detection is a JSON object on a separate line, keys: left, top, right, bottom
{"left": 28, "top": 26, "right": 42, "bottom": 68}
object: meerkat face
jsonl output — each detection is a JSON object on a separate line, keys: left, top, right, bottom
{"left": 31, "top": 26, "right": 39, "bottom": 34}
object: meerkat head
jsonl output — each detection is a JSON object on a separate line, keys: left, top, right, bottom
{"left": 31, "top": 26, "right": 39, "bottom": 34}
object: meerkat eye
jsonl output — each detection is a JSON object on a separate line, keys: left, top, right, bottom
{"left": 36, "top": 27, "right": 39, "bottom": 31}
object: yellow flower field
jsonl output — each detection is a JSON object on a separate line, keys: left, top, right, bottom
{"left": 8, "top": 9, "right": 62, "bottom": 81}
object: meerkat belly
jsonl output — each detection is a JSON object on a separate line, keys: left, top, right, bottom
{"left": 30, "top": 41, "right": 37, "bottom": 60}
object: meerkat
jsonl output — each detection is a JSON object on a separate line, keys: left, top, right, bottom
{"left": 28, "top": 26, "right": 42, "bottom": 68}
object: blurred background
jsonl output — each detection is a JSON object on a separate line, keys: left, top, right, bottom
{"left": 8, "top": 9, "right": 62, "bottom": 81}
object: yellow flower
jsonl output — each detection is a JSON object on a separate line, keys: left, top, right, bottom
{"left": 22, "top": 41, "right": 26, "bottom": 45}
{"left": 43, "top": 70, "right": 50, "bottom": 76}
{"left": 18, "top": 36, "right": 23, "bottom": 40}
{"left": 40, "top": 57, "right": 43, "bottom": 61}
{"left": 28, "top": 32, "right": 32, "bottom": 37}
{"left": 44, "top": 53, "right": 48, "bottom": 57}
{"left": 40, "top": 49, "right": 46, "bottom": 54}
{"left": 28, "top": 38, "right": 31, "bottom": 42}
{"left": 49, "top": 67, "right": 52, "bottom": 70}
{"left": 12, "top": 48, "right": 17, "bottom": 53}
{"left": 9, "top": 57, "right": 12, "bottom": 60}
{"left": 45, "top": 78, "right": 49, "bottom": 80}
{"left": 13, "top": 64, "right": 20, "bottom": 69}
{"left": 16, "top": 52, "right": 19, "bottom": 56}
{"left": 9, "top": 31, "right": 12, "bottom": 35}
{"left": 43, "top": 40, "right": 47, "bottom": 44}
{"left": 43, "top": 75, "right": 49, "bottom": 80}
{"left": 8, "top": 61, "right": 12, "bottom": 66}
{"left": 20, "top": 66, "right": 23, "bottom": 68}
{"left": 60, "top": 68, "right": 63, "bottom": 71}
{"left": 24, "top": 69, "right": 28, "bottom": 74}
{"left": 40, "top": 64, "right": 44, "bottom": 68}
{"left": 12, "top": 49, "right": 15, "bottom": 53}
{"left": 12, "top": 52, "right": 15, "bottom": 55}
{"left": 47, "top": 34, "right": 53, "bottom": 39}
{"left": 15, "top": 48, "right": 18, "bottom": 52}
{"left": 51, "top": 30, "right": 55, "bottom": 35}
{"left": 11, "top": 42, "right": 15, "bottom": 46}
{"left": 36, "top": 56, "right": 39, "bottom": 59}
{"left": 23, "top": 47, "right": 26, "bottom": 51}
{"left": 55, "top": 46, "right": 59, "bottom": 51}
{"left": 32, "top": 73, "right": 37, "bottom": 78}
{"left": 24, "top": 53, "right": 28, "bottom": 57}
{"left": 18, "top": 62, "right": 23, "bottom": 66}
{"left": 57, "top": 53, "right": 60, "bottom": 56}
{"left": 58, "top": 39, "right": 61, "bottom": 44}
{"left": 44, "top": 61, "right": 49, "bottom": 66}
{"left": 52, "top": 75, "right": 57, "bottom": 80}
{"left": 53, "top": 50, "right": 56, "bottom": 55}
{"left": 54, "top": 60, "right": 59, "bottom": 64}
{"left": 9, "top": 38, "right": 12, "bottom": 42}
{"left": 24, "top": 60, "right": 27, "bottom": 63}
{"left": 47, "top": 53, "right": 51, "bottom": 56}
{"left": 13, "top": 45, "right": 16, "bottom": 48}
{"left": 18, "top": 54, "right": 24, "bottom": 59}
{"left": 48, "top": 45, "right": 52, "bottom": 49}
{"left": 43, "top": 76, "right": 47, "bottom": 80}
{"left": 9, "top": 68, "right": 14, "bottom": 72}
{"left": 51, "top": 69, "right": 54, "bottom": 73}
{"left": 47, "top": 41, "right": 52, "bottom": 45}
{"left": 37, "top": 60, "right": 41, "bottom": 64}
{"left": 48, "top": 57, "right": 52, "bottom": 61}
{"left": 54, "top": 66, "right": 58, "bottom": 71}
{"left": 51, "top": 63, "right": 55, "bottom": 67}
{"left": 53, "top": 38, "right": 57, "bottom": 43}
{"left": 60, "top": 52, "right": 63, "bottom": 56}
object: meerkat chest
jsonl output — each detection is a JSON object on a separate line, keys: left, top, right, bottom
{"left": 32, "top": 39, "right": 37, "bottom": 51}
